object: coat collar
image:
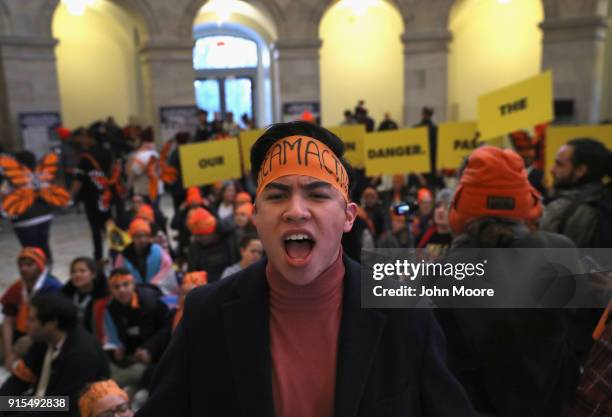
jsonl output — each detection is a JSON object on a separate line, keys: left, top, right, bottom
{"left": 221, "top": 256, "right": 387, "bottom": 417}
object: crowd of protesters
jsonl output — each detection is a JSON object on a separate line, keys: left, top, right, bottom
{"left": 0, "top": 102, "right": 609, "bottom": 416}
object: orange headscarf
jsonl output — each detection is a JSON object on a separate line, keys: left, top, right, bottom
{"left": 173, "top": 271, "right": 208, "bottom": 330}
{"left": 187, "top": 207, "right": 217, "bottom": 235}
{"left": 255, "top": 136, "right": 349, "bottom": 202}
{"left": 18, "top": 247, "right": 46, "bottom": 272}
{"left": 186, "top": 186, "right": 203, "bottom": 206}
{"left": 235, "top": 191, "right": 252, "bottom": 206}
{"left": 136, "top": 204, "right": 154, "bottom": 223}
{"left": 79, "top": 380, "right": 129, "bottom": 417}
{"left": 128, "top": 218, "right": 151, "bottom": 237}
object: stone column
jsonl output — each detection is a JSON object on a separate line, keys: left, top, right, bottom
{"left": 0, "top": 35, "right": 62, "bottom": 150}
{"left": 540, "top": 16, "right": 608, "bottom": 123}
{"left": 139, "top": 39, "right": 197, "bottom": 130}
{"left": 271, "top": 38, "right": 321, "bottom": 122}
{"left": 401, "top": 30, "right": 452, "bottom": 126}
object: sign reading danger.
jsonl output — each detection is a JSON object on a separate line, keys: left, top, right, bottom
{"left": 364, "top": 128, "right": 430, "bottom": 176}
{"left": 179, "top": 138, "right": 241, "bottom": 187}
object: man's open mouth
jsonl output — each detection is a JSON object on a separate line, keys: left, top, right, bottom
{"left": 284, "top": 233, "right": 315, "bottom": 260}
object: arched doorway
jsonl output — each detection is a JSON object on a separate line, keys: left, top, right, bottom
{"left": 319, "top": 0, "right": 404, "bottom": 127}
{"left": 192, "top": 0, "right": 277, "bottom": 127}
{"left": 447, "top": 0, "right": 544, "bottom": 121}
{"left": 52, "top": 0, "right": 146, "bottom": 127}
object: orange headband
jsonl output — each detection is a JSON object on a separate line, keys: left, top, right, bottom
{"left": 256, "top": 136, "right": 349, "bottom": 202}
{"left": 18, "top": 247, "right": 47, "bottom": 272}
{"left": 109, "top": 273, "right": 134, "bottom": 286}
{"left": 79, "top": 380, "right": 129, "bottom": 417}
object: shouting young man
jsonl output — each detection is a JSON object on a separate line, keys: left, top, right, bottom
{"left": 136, "top": 121, "right": 475, "bottom": 417}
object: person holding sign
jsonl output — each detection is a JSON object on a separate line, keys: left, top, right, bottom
{"left": 136, "top": 121, "right": 475, "bottom": 417}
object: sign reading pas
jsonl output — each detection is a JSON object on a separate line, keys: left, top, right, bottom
{"left": 478, "top": 71, "right": 553, "bottom": 139}
{"left": 179, "top": 138, "right": 241, "bottom": 187}
{"left": 436, "top": 122, "right": 505, "bottom": 170}
{"left": 364, "top": 128, "right": 430, "bottom": 176}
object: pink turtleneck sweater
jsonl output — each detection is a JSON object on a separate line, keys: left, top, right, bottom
{"left": 266, "top": 250, "right": 345, "bottom": 417}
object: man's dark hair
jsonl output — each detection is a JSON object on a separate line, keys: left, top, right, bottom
{"left": 239, "top": 233, "right": 260, "bottom": 250}
{"left": 109, "top": 267, "right": 132, "bottom": 278}
{"left": 567, "top": 138, "right": 612, "bottom": 183}
{"left": 250, "top": 121, "right": 352, "bottom": 188}
{"left": 30, "top": 293, "right": 77, "bottom": 331}
{"left": 14, "top": 150, "right": 36, "bottom": 171}
{"left": 70, "top": 256, "right": 97, "bottom": 275}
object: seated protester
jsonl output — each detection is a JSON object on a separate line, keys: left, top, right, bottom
{"left": 221, "top": 235, "right": 264, "bottom": 279}
{"left": 115, "top": 219, "right": 177, "bottom": 295}
{"left": 215, "top": 181, "right": 237, "bottom": 220}
{"left": 341, "top": 205, "right": 375, "bottom": 263}
{"left": 61, "top": 256, "right": 108, "bottom": 333}
{"left": 144, "top": 272, "right": 208, "bottom": 364}
{"left": 235, "top": 191, "right": 252, "bottom": 207}
{"left": 101, "top": 268, "right": 168, "bottom": 390}
{"left": 135, "top": 204, "right": 170, "bottom": 254}
{"left": 1, "top": 247, "right": 61, "bottom": 370}
{"left": 377, "top": 209, "right": 414, "bottom": 249}
{"left": 170, "top": 186, "right": 208, "bottom": 263}
{"left": 411, "top": 187, "right": 434, "bottom": 245}
{"left": 415, "top": 188, "right": 454, "bottom": 257}
{"left": 186, "top": 208, "right": 233, "bottom": 283}
{"left": 0, "top": 293, "right": 109, "bottom": 417}
{"left": 223, "top": 202, "right": 257, "bottom": 262}
{"left": 361, "top": 186, "right": 388, "bottom": 240}
{"left": 79, "top": 380, "right": 134, "bottom": 417}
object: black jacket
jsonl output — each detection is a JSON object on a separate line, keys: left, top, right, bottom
{"left": 136, "top": 256, "right": 475, "bottom": 417}
{"left": 61, "top": 273, "right": 108, "bottom": 333}
{"left": 0, "top": 326, "right": 110, "bottom": 417}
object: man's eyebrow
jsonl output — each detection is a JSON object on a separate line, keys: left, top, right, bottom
{"left": 264, "top": 182, "right": 292, "bottom": 192}
{"left": 302, "top": 181, "right": 332, "bottom": 191}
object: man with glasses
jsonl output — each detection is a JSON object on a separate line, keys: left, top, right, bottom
{"left": 79, "top": 379, "right": 133, "bottom": 417}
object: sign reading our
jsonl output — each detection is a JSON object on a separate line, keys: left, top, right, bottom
{"left": 478, "top": 71, "right": 553, "bottom": 139}
{"left": 364, "top": 128, "right": 430, "bottom": 176}
{"left": 545, "top": 125, "right": 612, "bottom": 186}
{"left": 238, "top": 129, "right": 266, "bottom": 172}
{"left": 327, "top": 124, "right": 366, "bottom": 167}
{"left": 179, "top": 138, "right": 241, "bottom": 187}
{"left": 436, "top": 122, "right": 505, "bottom": 170}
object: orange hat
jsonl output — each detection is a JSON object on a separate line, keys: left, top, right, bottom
{"left": 186, "top": 187, "right": 203, "bottom": 206}
{"left": 79, "top": 380, "right": 129, "bottom": 417}
{"left": 235, "top": 192, "right": 252, "bottom": 205}
{"left": 417, "top": 188, "right": 433, "bottom": 203}
{"left": 300, "top": 110, "right": 315, "bottom": 123}
{"left": 187, "top": 207, "right": 217, "bottom": 235}
{"left": 128, "top": 218, "right": 151, "bottom": 237}
{"left": 56, "top": 127, "right": 72, "bottom": 141}
{"left": 136, "top": 204, "right": 154, "bottom": 223}
{"left": 448, "top": 146, "right": 542, "bottom": 235}
{"left": 181, "top": 271, "right": 208, "bottom": 290}
{"left": 18, "top": 247, "right": 46, "bottom": 271}
{"left": 235, "top": 202, "right": 254, "bottom": 217}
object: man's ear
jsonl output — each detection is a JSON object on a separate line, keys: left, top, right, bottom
{"left": 574, "top": 164, "right": 588, "bottom": 181}
{"left": 344, "top": 202, "right": 358, "bottom": 233}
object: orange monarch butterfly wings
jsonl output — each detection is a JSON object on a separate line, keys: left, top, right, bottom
{"left": 39, "top": 185, "right": 71, "bottom": 209}
{"left": 36, "top": 152, "right": 59, "bottom": 183}
{"left": 0, "top": 155, "right": 33, "bottom": 188}
{"left": 2, "top": 188, "right": 35, "bottom": 217}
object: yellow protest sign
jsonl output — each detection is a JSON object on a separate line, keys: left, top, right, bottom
{"left": 179, "top": 138, "right": 241, "bottom": 187}
{"left": 478, "top": 71, "right": 553, "bottom": 139}
{"left": 437, "top": 122, "right": 505, "bottom": 170}
{"left": 545, "top": 125, "right": 612, "bottom": 185}
{"left": 364, "top": 128, "right": 430, "bottom": 176}
{"left": 327, "top": 124, "right": 366, "bottom": 167}
{"left": 106, "top": 221, "right": 131, "bottom": 252}
{"left": 238, "top": 129, "right": 265, "bottom": 173}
